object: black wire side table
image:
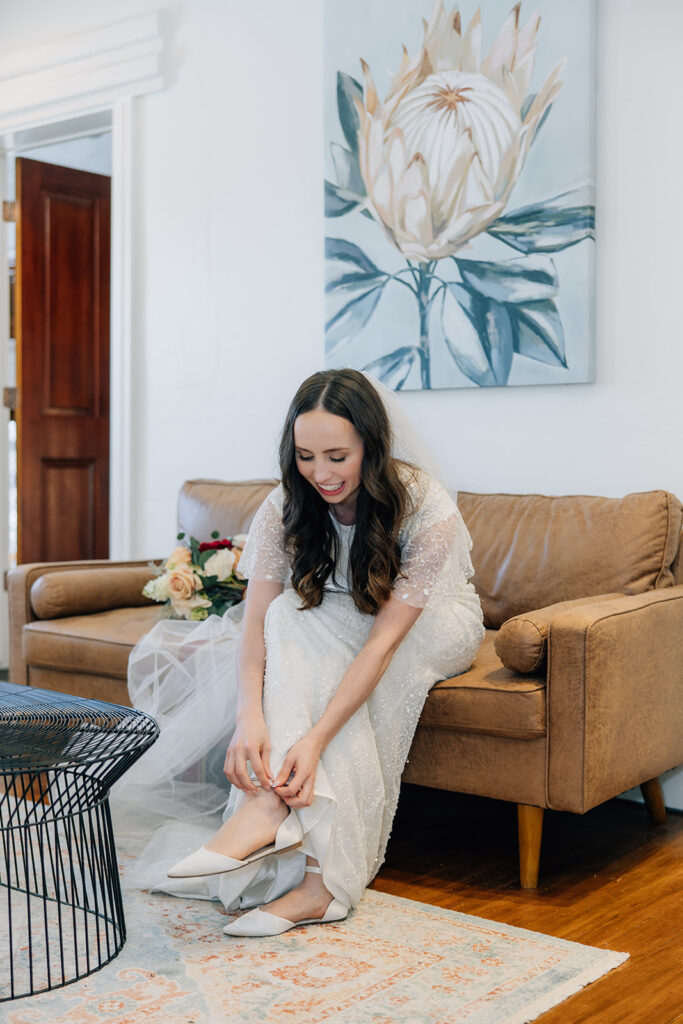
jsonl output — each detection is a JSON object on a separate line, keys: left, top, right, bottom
{"left": 0, "top": 681, "right": 159, "bottom": 1001}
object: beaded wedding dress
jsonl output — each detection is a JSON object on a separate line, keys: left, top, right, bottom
{"left": 111, "top": 372, "right": 485, "bottom": 917}
{"left": 111, "top": 466, "right": 484, "bottom": 915}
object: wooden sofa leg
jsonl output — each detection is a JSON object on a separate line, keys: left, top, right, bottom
{"left": 517, "top": 804, "right": 544, "bottom": 889}
{"left": 640, "top": 777, "right": 667, "bottom": 825}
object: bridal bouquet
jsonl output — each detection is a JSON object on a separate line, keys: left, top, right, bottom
{"left": 143, "top": 531, "right": 248, "bottom": 620}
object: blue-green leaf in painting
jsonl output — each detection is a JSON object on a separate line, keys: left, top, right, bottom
{"left": 509, "top": 299, "right": 567, "bottom": 368}
{"left": 325, "top": 238, "right": 379, "bottom": 275}
{"left": 325, "top": 180, "right": 360, "bottom": 218}
{"left": 487, "top": 186, "right": 595, "bottom": 253}
{"left": 326, "top": 283, "right": 385, "bottom": 358}
{"left": 337, "top": 72, "right": 363, "bottom": 156}
{"left": 326, "top": 270, "right": 385, "bottom": 295}
{"left": 454, "top": 255, "right": 558, "bottom": 304}
{"left": 431, "top": 283, "right": 514, "bottom": 386}
{"left": 363, "top": 346, "right": 420, "bottom": 391}
{"left": 330, "top": 142, "right": 366, "bottom": 197}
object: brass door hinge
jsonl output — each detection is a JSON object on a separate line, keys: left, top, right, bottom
{"left": 3, "top": 201, "right": 16, "bottom": 223}
{"left": 3, "top": 387, "right": 16, "bottom": 421}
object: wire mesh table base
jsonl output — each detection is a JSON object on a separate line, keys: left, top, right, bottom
{"left": 0, "top": 682, "right": 158, "bottom": 1001}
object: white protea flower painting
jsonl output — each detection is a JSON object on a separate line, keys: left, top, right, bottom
{"left": 325, "top": 0, "right": 596, "bottom": 389}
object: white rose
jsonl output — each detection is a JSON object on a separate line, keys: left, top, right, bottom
{"left": 204, "top": 548, "right": 236, "bottom": 581}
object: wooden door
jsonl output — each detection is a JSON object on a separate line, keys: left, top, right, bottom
{"left": 15, "top": 157, "right": 110, "bottom": 564}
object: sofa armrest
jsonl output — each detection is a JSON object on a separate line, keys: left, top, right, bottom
{"left": 8, "top": 560, "right": 156, "bottom": 683}
{"left": 546, "top": 586, "right": 683, "bottom": 813}
{"left": 494, "top": 592, "right": 623, "bottom": 673}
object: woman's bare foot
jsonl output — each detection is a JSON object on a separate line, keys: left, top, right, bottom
{"left": 261, "top": 859, "right": 334, "bottom": 923}
{"left": 204, "top": 787, "right": 289, "bottom": 860}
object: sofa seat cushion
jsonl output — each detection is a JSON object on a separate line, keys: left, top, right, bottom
{"left": 419, "top": 631, "right": 546, "bottom": 740}
{"left": 458, "top": 490, "right": 683, "bottom": 628}
{"left": 23, "top": 605, "right": 161, "bottom": 679}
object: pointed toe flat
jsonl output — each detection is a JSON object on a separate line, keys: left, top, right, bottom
{"left": 223, "top": 897, "right": 348, "bottom": 937}
{"left": 167, "top": 808, "right": 302, "bottom": 878}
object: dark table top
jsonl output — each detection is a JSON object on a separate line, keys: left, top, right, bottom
{"left": 0, "top": 681, "right": 159, "bottom": 771}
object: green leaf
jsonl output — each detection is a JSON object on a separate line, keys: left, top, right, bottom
{"left": 363, "top": 346, "right": 420, "bottom": 390}
{"left": 211, "top": 530, "right": 219, "bottom": 539}
{"left": 176, "top": 532, "right": 185, "bottom": 541}
{"left": 509, "top": 299, "right": 567, "bottom": 367}
{"left": 330, "top": 142, "right": 365, "bottom": 197}
{"left": 326, "top": 284, "right": 385, "bottom": 358}
{"left": 432, "top": 283, "right": 514, "bottom": 386}
{"left": 487, "top": 186, "right": 595, "bottom": 253}
{"left": 337, "top": 72, "right": 363, "bottom": 155}
{"left": 325, "top": 238, "right": 379, "bottom": 275}
{"left": 454, "top": 255, "right": 558, "bottom": 303}
{"left": 325, "top": 179, "right": 361, "bottom": 218}
{"left": 326, "top": 270, "right": 385, "bottom": 295}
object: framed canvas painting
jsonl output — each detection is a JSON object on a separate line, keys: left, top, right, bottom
{"left": 324, "top": 1, "right": 596, "bottom": 390}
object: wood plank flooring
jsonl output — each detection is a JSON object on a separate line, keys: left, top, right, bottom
{"left": 372, "top": 784, "right": 683, "bottom": 1024}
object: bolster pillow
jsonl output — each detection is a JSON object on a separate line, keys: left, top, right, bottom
{"left": 31, "top": 567, "right": 157, "bottom": 620}
{"left": 494, "top": 593, "right": 622, "bottom": 674}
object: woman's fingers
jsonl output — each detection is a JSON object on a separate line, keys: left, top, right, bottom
{"left": 247, "top": 749, "right": 272, "bottom": 791}
{"left": 277, "top": 770, "right": 314, "bottom": 805}
{"left": 261, "top": 746, "right": 273, "bottom": 786}
{"left": 224, "top": 748, "right": 236, "bottom": 786}
{"left": 282, "top": 777, "right": 314, "bottom": 808}
{"left": 232, "top": 747, "right": 258, "bottom": 793}
{"left": 273, "top": 753, "right": 295, "bottom": 790}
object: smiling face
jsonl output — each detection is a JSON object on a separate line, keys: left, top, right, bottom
{"left": 293, "top": 407, "right": 364, "bottom": 518}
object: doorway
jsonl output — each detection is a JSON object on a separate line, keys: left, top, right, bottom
{"left": 0, "top": 113, "right": 112, "bottom": 663}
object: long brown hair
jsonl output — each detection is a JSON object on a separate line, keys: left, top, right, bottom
{"left": 279, "top": 369, "right": 412, "bottom": 615}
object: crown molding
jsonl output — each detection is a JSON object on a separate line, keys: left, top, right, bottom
{"left": 0, "top": 13, "right": 163, "bottom": 135}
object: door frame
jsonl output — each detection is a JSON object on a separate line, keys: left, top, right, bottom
{"left": 0, "top": 12, "right": 164, "bottom": 566}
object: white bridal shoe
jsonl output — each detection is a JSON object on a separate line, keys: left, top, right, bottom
{"left": 222, "top": 866, "right": 348, "bottom": 937}
{"left": 167, "top": 807, "right": 303, "bottom": 879}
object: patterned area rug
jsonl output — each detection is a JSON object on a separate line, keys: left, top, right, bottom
{"left": 2, "top": 857, "right": 627, "bottom": 1024}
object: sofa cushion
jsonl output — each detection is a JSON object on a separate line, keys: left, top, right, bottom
{"left": 23, "top": 605, "right": 161, "bottom": 679}
{"left": 419, "top": 631, "right": 546, "bottom": 740}
{"left": 178, "top": 479, "right": 278, "bottom": 541}
{"left": 457, "top": 490, "right": 683, "bottom": 628}
{"left": 494, "top": 593, "right": 622, "bottom": 674}
{"left": 30, "top": 567, "right": 156, "bottom": 620}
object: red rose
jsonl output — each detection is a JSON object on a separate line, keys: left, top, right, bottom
{"left": 199, "top": 538, "right": 233, "bottom": 552}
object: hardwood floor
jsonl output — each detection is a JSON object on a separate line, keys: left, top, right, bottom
{"left": 372, "top": 784, "right": 683, "bottom": 1024}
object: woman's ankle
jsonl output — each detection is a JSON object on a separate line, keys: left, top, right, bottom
{"left": 242, "top": 786, "right": 286, "bottom": 811}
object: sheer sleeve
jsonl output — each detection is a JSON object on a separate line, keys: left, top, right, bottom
{"left": 393, "top": 470, "right": 475, "bottom": 608}
{"left": 236, "top": 485, "right": 290, "bottom": 584}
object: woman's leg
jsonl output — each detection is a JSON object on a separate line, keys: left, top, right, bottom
{"left": 206, "top": 788, "right": 334, "bottom": 921}
{"left": 204, "top": 786, "right": 289, "bottom": 859}
{"left": 256, "top": 854, "right": 334, "bottom": 922}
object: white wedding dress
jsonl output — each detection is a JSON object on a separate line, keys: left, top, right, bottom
{"left": 111, "top": 467, "right": 484, "bottom": 913}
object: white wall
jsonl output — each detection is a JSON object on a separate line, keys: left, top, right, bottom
{"left": 1, "top": 0, "right": 681, "bottom": 807}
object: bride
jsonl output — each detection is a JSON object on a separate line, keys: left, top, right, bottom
{"left": 112, "top": 369, "right": 484, "bottom": 937}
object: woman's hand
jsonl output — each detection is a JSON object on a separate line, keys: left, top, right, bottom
{"left": 272, "top": 734, "right": 322, "bottom": 808}
{"left": 224, "top": 710, "right": 273, "bottom": 793}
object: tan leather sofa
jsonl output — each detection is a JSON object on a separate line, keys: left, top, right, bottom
{"left": 8, "top": 480, "right": 683, "bottom": 888}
